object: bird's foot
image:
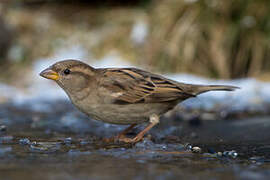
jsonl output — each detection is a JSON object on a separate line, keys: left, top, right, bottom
{"left": 103, "top": 135, "right": 143, "bottom": 144}
{"left": 103, "top": 134, "right": 126, "bottom": 143}
{"left": 103, "top": 124, "right": 138, "bottom": 143}
{"left": 103, "top": 120, "right": 158, "bottom": 144}
{"left": 118, "top": 135, "right": 144, "bottom": 143}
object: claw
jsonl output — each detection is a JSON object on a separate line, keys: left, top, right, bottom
{"left": 103, "top": 115, "right": 159, "bottom": 144}
{"left": 103, "top": 134, "right": 126, "bottom": 143}
{"left": 118, "top": 135, "right": 144, "bottom": 143}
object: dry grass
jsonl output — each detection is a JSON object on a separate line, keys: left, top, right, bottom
{"left": 143, "top": 0, "right": 270, "bottom": 79}
{"left": 1, "top": 0, "right": 270, "bottom": 81}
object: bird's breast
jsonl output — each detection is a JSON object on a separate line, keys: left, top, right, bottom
{"left": 71, "top": 98, "right": 177, "bottom": 125}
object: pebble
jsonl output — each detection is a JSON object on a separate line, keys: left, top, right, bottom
{"left": 19, "top": 138, "right": 31, "bottom": 145}
{"left": 64, "top": 137, "right": 72, "bottom": 144}
{"left": 0, "top": 125, "right": 7, "bottom": 132}
{"left": 192, "top": 147, "right": 202, "bottom": 153}
{"left": 185, "top": 144, "right": 202, "bottom": 153}
{"left": 30, "top": 141, "right": 61, "bottom": 152}
{"left": 223, "top": 150, "right": 238, "bottom": 158}
{"left": 185, "top": 144, "right": 193, "bottom": 151}
{"left": 250, "top": 156, "right": 264, "bottom": 163}
{"left": 217, "top": 152, "right": 223, "bottom": 157}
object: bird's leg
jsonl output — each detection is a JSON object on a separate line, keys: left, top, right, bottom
{"left": 104, "top": 124, "right": 137, "bottom": 142}
{"left": 120, "top": 114, "right": 160, "bottom": 143}
{"left": 116, "top": 123, "right": 137, "bottom": 139}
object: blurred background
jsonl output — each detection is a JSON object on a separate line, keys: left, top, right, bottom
{"left": 1, "top": 1, "right": 270, "bottom": 179}
{"left": 0, "top": 0, "right": 270, "bottom": 115}
{"left": 0, "top": 0, "right": 270, "bottom": 109}
{"left": 1, "top": 0, "right": 270, "bottom": 82}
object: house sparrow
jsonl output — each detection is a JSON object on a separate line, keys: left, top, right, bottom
{"left": 40, "top": 60, "right": 238, "bottom": 143}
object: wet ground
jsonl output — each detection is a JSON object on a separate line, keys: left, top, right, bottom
{"left": 1, "top": 101, "right": 270, "bottom": 180}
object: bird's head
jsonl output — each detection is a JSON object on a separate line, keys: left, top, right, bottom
{"left": 40, "top": 59, "right": 96, "bottom": 95}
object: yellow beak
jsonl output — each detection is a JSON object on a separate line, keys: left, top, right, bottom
{"left": 39, "top": 68, "right": 59, "bottom": 81}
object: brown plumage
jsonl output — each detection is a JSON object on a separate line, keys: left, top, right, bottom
{"left": 40, "top": 60, "right": 239, "bottom": 143}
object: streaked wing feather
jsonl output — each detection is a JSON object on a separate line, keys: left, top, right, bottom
{"left": 100, "top": 68, "right": 195, "bottom": 104}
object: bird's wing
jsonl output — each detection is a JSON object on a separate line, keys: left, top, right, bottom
{"left": 98, "top": 68, "right": 195, "bottom": 104}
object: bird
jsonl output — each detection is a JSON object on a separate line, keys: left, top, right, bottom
{"left": 40, "top": 59, "right": 239, "bottom": 143}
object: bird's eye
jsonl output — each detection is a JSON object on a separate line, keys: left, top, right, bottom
{"left": 64, "top": 69, "right": 70, "bottom": 75}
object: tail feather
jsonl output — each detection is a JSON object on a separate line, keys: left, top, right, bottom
{"left": 185, "top": 84, "right": 240, "bottom": 96}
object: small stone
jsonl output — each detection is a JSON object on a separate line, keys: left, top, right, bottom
{"left": 249, "top": 156, "right": 263, "bottom": 163}
{"left": 64, "top": 137, "right": 72, "bottom": 144}
{"left": 223, "top": 150, "right": 238, "bottom": 158}
{"left": 19, "top": 138, "right": 31, "bottom": 145}
{"left": 31, "top": 141, "right": 37, "bottom": 145}
{"left": 184, "top": 143, "right": 193, "bottom": 151}
{"left": 0, "top": 125, "right": 6, "bottom": 132}
{"left": 217, "top": 152, "right": 223, "bottom": 157}
{"left": 192, "top": 146, "right": 201, "bottom": 153}
{"left": 231, "top": 152, "right": 238, "bottom": 158}
{"left": 30, "top": 142, "right": 61, "bottom": 152}
{"left": 161, "top": 145, "right": 167, "bottom": 150}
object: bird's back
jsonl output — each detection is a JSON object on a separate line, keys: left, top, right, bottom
{"left": 97, "top": 67, "right": 238, "bottom": 104}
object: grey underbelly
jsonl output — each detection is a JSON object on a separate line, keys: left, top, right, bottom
{"left": 74, "top": 102, "right": 176, "bottom": 125}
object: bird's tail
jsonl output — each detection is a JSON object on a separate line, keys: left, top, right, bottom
{"left": 182, "top": 84, "right": 240, "bottom": 96}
